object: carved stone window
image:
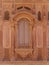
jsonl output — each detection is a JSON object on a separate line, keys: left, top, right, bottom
{"left": 17, "top": 18, "right": 30, "bottom": 48}
{"left": 38, "top": 11, "right": 41, "bottom": 21}
{"left": 4, "top": 11, "right": 10, "bottom": 20}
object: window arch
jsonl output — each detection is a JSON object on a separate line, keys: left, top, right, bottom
{"left": 38, "top": 11, "right": 41, "bottom": 21}
{"left": 4, "top": 11, "right": 10, "bottom": 20}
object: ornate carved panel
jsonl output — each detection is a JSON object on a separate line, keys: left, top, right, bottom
{"left": 46, "top": 25, "right": 49, "bottom": 48}
{"left": 35, "top": 25, "right": 43, "bottom": 48}
{"left": 3, "top": 22, "right": 11, "bottom": 48}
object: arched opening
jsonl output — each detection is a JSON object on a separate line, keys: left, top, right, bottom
{"left": 17, "top": 18, "right": 30, "bottom": 48}
{"left": 13, "top": 12, "right": 33, "bottom": 60}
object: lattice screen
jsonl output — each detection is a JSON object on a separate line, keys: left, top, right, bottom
{"left": 17, "top": 18, "right": 30, "bottom": 48}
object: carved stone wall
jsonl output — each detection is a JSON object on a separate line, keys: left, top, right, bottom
{"left": 0, "top": 0, "right": 49, "bottom": 61}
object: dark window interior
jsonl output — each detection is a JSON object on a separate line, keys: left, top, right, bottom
{"left": 4, "top": 11, "right": 10, "bottom": 20}
{"left": 38, "top": 11, "right": 41, "bottom": 21}
{"left": 48, "top": 12, "right": 49, "bottom": 20}
{"left": 17, "top": 6, "right": 23, "bottom": 10}
{"left": 24, "top": 7, "right": 31, "bottom": 10}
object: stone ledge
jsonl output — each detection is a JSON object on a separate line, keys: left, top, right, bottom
{"left": 0, "top": 61, "right": 48, "bottom": 65}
